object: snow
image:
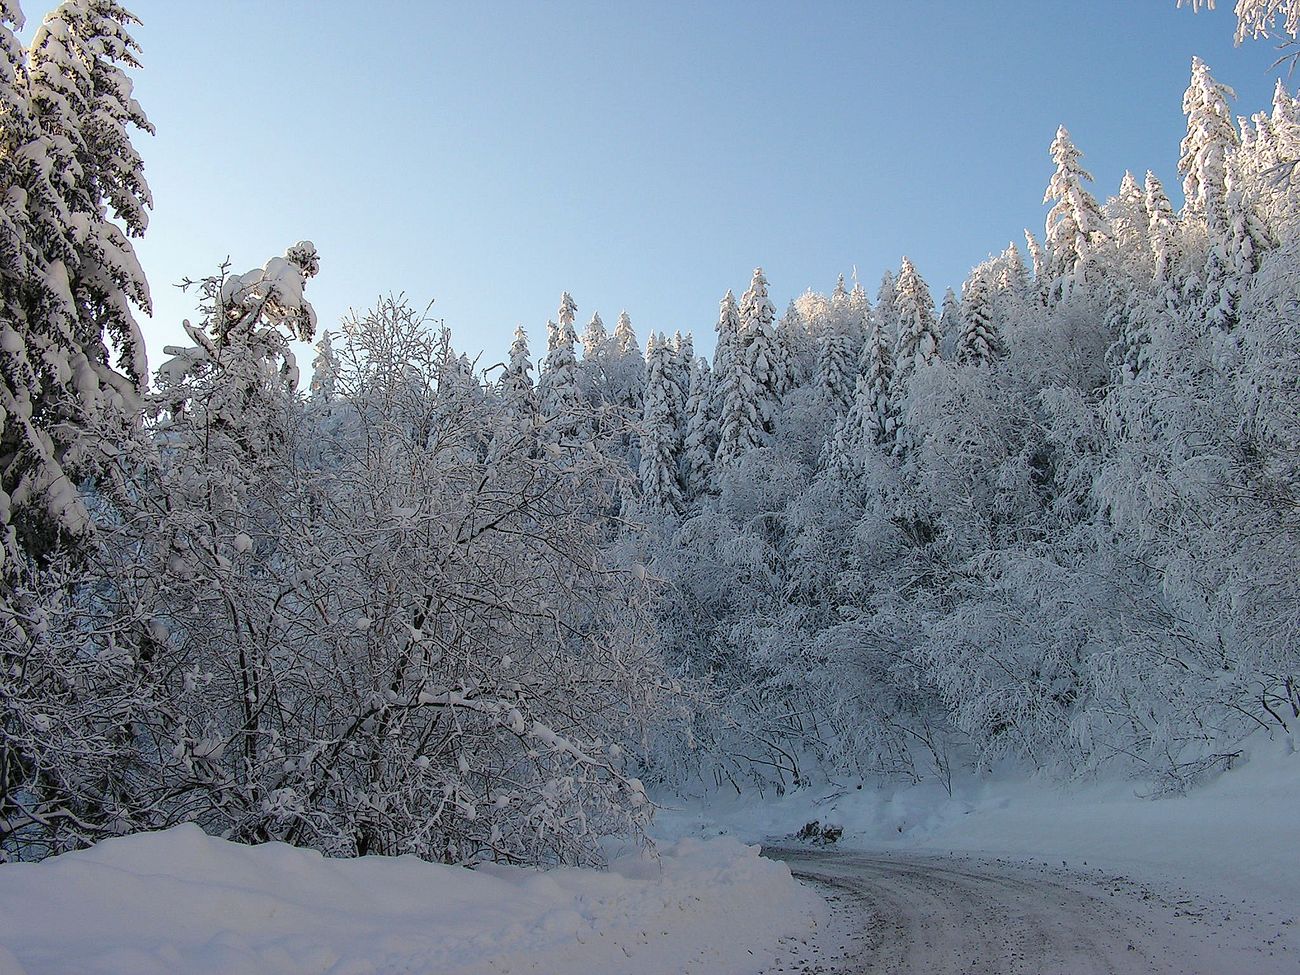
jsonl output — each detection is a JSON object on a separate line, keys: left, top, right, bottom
{"left": 656, "top": 731, "right": 1300, "bottom": 951}
{"left": 0, "top": 826, "right": 822, "bottom": 975}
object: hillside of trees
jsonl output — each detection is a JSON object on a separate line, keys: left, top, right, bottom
{"left": 3, "top": 0, "right": 1299, "bottom": 864}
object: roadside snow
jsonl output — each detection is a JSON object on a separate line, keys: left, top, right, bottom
{"left": 0, "top": 826, "right": 822, "bottom": 975}
{"left": 657, "top": 731, "right": 1300, "bottom": 941}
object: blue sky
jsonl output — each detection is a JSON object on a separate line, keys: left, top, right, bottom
{"left": 91, "top": 0, "right": 1289, "bottom": 369}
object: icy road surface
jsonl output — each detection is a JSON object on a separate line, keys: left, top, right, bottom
{"left": 762, "top": 847, "right": 1297, "bottom": 975}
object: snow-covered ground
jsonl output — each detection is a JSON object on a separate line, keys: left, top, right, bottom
{"left": 0, "top": 827, "right": 822, "bottom": 975}
{"left": 657, "top": 731, "right": 1300, "bottom": 960}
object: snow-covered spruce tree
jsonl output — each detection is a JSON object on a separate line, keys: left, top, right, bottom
{"left": 538, "top": 293, "right": 585, "bottom": 440}
{"left": 938, "top": 286, "right": 961, "bottom": 359}
{"left": 682, "top": 355, "right": 715, "bottom": 498}
{"left": 956, "top": 263, "right": 1002, "bottom": 365}
{"left": 638, "top": 333, "right": 684, "bottom": 512}
{"left": 1042, "top": 126, "right": 1111, "bottom": 304}
{"left": 739, "top": 267, "right": 781, "bottom": 431}
{"left": 825, "top": 310, "right": 895, "bottom": 476}
{"left": 501, "top": 324, "right": 538, "bottom": 421}
{"left": 0, "top": 0, "right": 153, "bottom": 566}
{"left": 1179, "top": 57, "right": 1238, "bottom": 232}
{"left": 578, "top": 310, "right": 609, "bottom": 406}
{"left": 814, "top": 302, "right": 857, "bottom": 414}
{"left": 994, "top": 241, "right": 1031, "bottom": 297}
{"left": 1146, "top": 170, "right": 1186, "bottom": 311}
{"left": 712, "top": 289, "right": 761, "bottom": 467}
{"left": 892, "top": 257, "right": 940, "bottom": 387}
{"left": 1023, "top": 228, "right": 1049, "bottom": 303}
{"left": 874, "top": 268, "right": 899, "bottom": 345}
{"left": 309, "top": 330, "right": 338, "bottom": 403}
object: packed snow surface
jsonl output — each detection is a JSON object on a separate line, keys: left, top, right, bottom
{"left": 0, "top": 827, "right": 822, "bottom": 975}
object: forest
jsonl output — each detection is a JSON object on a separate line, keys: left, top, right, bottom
{"left": 2, "top": 0, "right": 1299, "bottom": 870}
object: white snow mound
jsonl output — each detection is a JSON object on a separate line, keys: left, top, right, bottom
{"left": 0, "top": 826, "right": 822, "bottom": 975}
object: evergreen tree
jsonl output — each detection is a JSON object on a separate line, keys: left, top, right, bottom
{"left": 1145, "top": 171, "right": 1184, "bottom": 310}
{"left": 1043, "top": 125, "right": 1111, "bottom": 303}
{"left": 938, "top": 287, "right": 961, "bottom": 359}
{"left": 1, "top": 0, "right": 154, "bottom": 564}
{"left": 539, "top": 294, "right": 583, "bottom": 430}
{"left": 1023, "top": 228, "right": 1049, "bottom": 303}
{"left": 893, "top": 257, "right": 940, "bottom": 384}
{"left": 1179, "top": 57, "right": 1238, "bottom": 234}
{"left": 874, "top": 269, "right": 900, "bottom": 345}
{"left": 739, "top": 267, "right": 781, "bottom": 431}
{"left": 501, "top": 324, "right": 538, "bottom": 419}
{"left": 814, "top": 310, "right": 857, "bottom": 414}
{"left": 309, "top": 330, "right": 338, "bottom": 402}
{"left": 578, "top": 310, "right": 609, "bottom": 405}
{"left": 610, "top": 310, "right": 645, "bottom": 414}
{"left": 713, "top": 291, "right": 761, "bottom": 467}
{"left": 682, "top": 355, "right": 715, "bottom": 498}
{"left": 638, "top": 333, "right": 683, "bottom": 511}
{"left": 956, "top": 264, "right": 1002, "bottom": 365}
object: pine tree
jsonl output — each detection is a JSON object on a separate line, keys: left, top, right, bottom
{"left": 1, "top": 0, "right": 154, "bottom": 565}
{"left": 713, "top": 291, "right": 761, "bottom": 467}
{"left": 938, "top": 287, "right": 961, "bottom": 359}
{"left": 610, "top": 310, "right": 645, "bottom": 414}
{"left": 539, "top": 294, "right": 584, "bottom": 430}
{"left": 502, "top": 324, "right": 538, "bottom": 419}
{"left": 893, "top": 257, "right": 940, "bottom": 384}
{"left": 578, "top": 310, "right": 609, "bottom": 406}
{"left": 638, "top": 333, "right": 683, "bottom": 511}
{"left": 956, "top": 264, "right": 1002, "bottom": 365}
{"left": 814, "top": 310, "right": 857, "bottom": 414}
{"left": 682, "top": 356, "right": 715, "bottom": 498}
{"left": 1023, "top": 229, "right": 1049, "bottom": 303}
{"left": 1109, "top": 171, "right": 1152, "bottom": 261}
{"left": 1179, "top": 57, "right": 1238, "bottom": 234}
{"left": 309, "top": 330, "right": 338, "bottom": 402}
{"left": 1145, "top": 171, "right": 1184, "bottom": 310}
{"left": 1043, "top": 126, "right": 1111, "bottom": 303}
{"left": 994, "top": 242, "right": 1031, "bottom": 296}
{"left": 826, "top": 314, "right": 894, "bottom": 475}
{"left": 874, "top": 269, "right": 900, "bottom": 346}
{"left": 739, "top": 267, "right": 781, "bottom": 431}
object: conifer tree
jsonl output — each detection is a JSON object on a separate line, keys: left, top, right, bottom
{"left": 682, "top": 355, "right": 715, "bottom": 498}
{"left": 938, "top": 287, "right": 961, "bottom": 358}
{"left": 539, "top": 294, "right": 584, "bottom": 429}
{"left": 309, "top": 330, "right": 338, "bottom": 402}
{"left": 1023, "top": 229, "right": 1049, "bottom": 303}
{"left": 874, "top": 269, "right": 900, "bottom": 345}
{"left": 1179, "top": 57, "right": 1238, "bottom": 234}
{"left": 713, "top": 291, "right": 761, "bottom": 467}
{"left": 1043, "top": 126, "right": 1111, "bottom": 303}
{"left": 638, "top": 333, "right": 683, "bottom": 511}
{"left": 956, "top": 265, "right": 1002, "bottom": 365}
{"left": 814, "top": 312, "right": 856, "bottom": 414}
{"left": 1, "top": 0, "right": 154, "bottom": 564}
{"left": 739, "top": 267, "right": 781, "bottom": 431}
{"left": 610, "top": 310, "right": 645, "bottom": 414}
{"left": 502, "top": 324, "right": 538, "bottom": 419}
{"left": 994, "top": 242, "right": 1031, "bottom": 296}
{"left": 893, "top": 258, "right": 940, "bottom": 384}
{"left": 578, "top": 310, "right": 609, "bottom": 405}
{"left": 1145, "top": 171, "right": 1184, "bottom": 310}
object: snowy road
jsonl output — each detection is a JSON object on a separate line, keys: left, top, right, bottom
{"left": 763, "top": 846, "right": 1297, "bottom": 975}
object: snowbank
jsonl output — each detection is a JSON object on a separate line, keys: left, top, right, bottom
{"left": 658, "top": 732, "right": 1300, "bottom": 917}
{"left": 0, "top": 826, "right": 822, "bottom": 975}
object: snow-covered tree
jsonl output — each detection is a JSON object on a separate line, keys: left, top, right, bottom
{"left": 739, "top": 267, "right": 781, "bottom": 431}
{"left": 1179, "top": 57, "right": 1238, "bottom": 234}
{"left": 956, "top": 264, "right": 1002, "bottom": 365}
{"left": 639, "top": 333, "right": 684, "bottom": 512}
{"left": 1043, "top": 126, "right": 1111, "bottom": 303}
{"left": 501, "top": 324, "right": 538, "bottom": 420}
{"left": 309, "top": 331, "right": 338, "bottom": 402}
{"left": 713, "top": 290, "right": 761, "bottom": 467}
{"left": 538, "top": 294, "right": 584, "bottom": 436}
{"left": 682, "top": 355, "right": 715, "bottom": 497}
{"left": 892, "top": 257, "right": 940, "bottom": 384}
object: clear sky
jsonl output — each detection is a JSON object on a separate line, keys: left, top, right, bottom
{"left": 81, "top": 0, "right": 1290, "bottom": 370}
